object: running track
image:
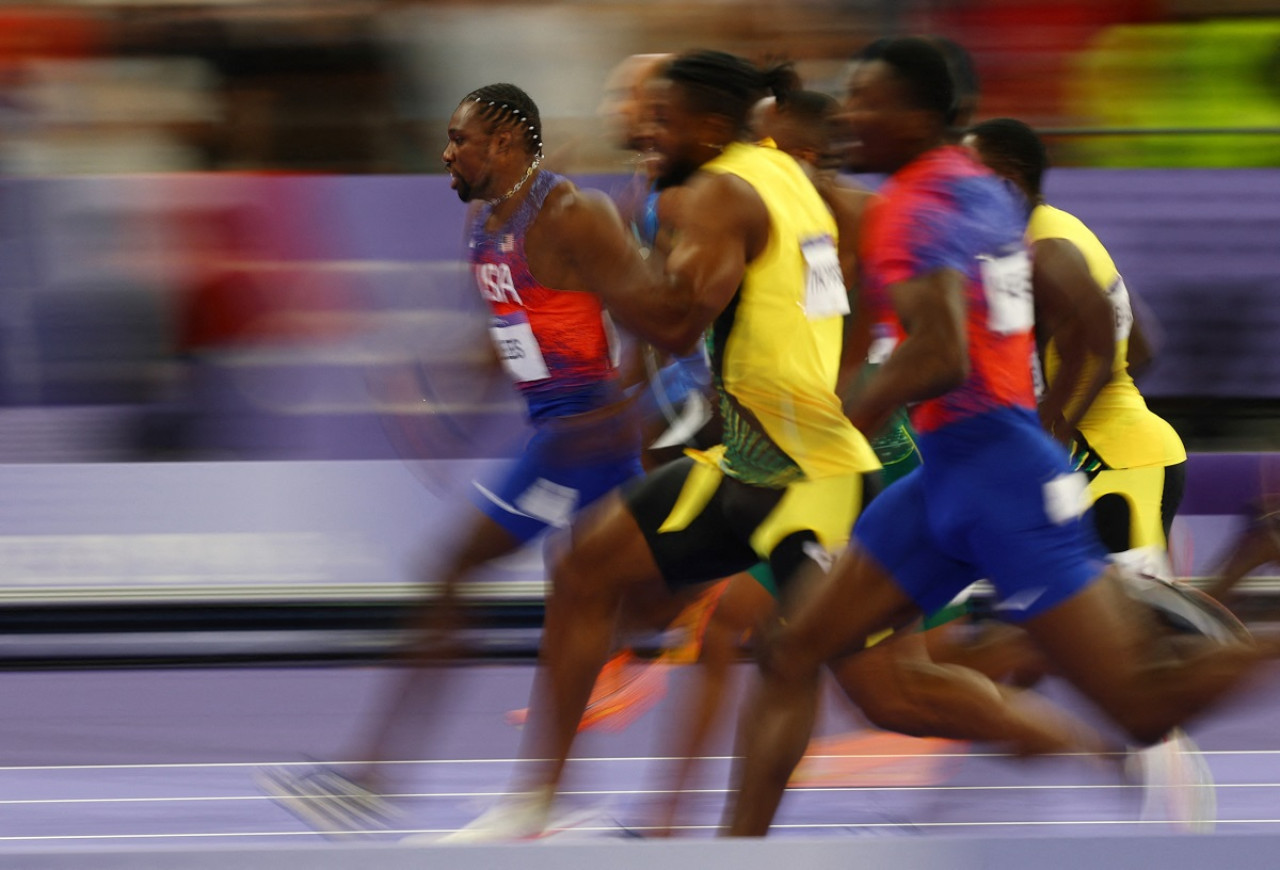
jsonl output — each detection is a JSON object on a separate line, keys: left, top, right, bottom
{"left": 3, "top": 660, "right": 1280, "bottom": 867}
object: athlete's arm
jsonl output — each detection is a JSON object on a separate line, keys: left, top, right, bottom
{"left": 844, "top": 267, "right": 968, "bottom": 437}
{"left": 1031, "top": 237, "right": 1116, "bottom": 443}
{"left": 819, "top": 180, "right": 876, "bottom": 385}
{"left": 559, "top": 171, "right": 766, "bottom": 355}
{"left": 1126, "top": 304, "right": 1156, "bottom": 378}
{"left": 815, "top": 178, "right": 872, "bottom": 292}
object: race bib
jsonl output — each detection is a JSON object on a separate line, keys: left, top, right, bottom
{"left": 978, "top": 249, "right": 1033, "bottom": 335}
{"left": 489, "top": 314, "right": 550, "bottom": 383}
{"left": 1030, "top": 346, "right": 1046, "bottom": 400}
{"left": 867, "top": 326, "right": 898, "bottom": 365}
{"left": 801, "top": 235, "right": 850, "bottom": 320}
{"left": 1106, "top": 275, "right": 1134, "bottom": 342}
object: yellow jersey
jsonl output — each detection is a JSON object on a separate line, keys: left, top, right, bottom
{"left": 1032, "top": 204, "right": 1185, "bottom": 468}
{"left": 699, "top": 142, "right": 879, "bottom": 486}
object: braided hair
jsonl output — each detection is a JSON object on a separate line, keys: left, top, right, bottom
{"left": 663, "top": 50, "right": 799, "bottom": 135}
{"left": 461, "top": 83, "right": 543, "bottom": 156}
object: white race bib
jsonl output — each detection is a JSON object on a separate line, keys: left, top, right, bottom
{"left": 489, "top": 315, "right": 550, "bottom": 383}
{"left": 1105, "top": 275, "right": 1134, "bottom": 342}
{"left": 801, "top": 235, "right": 850, "bottom": 320}
{"left": 978, "top": 249, "right": 1033, "bottom": 335}
{"left": 1030, "top": 346, "right": 1046, "bottom": 400}
{"left": 867, "top": 328, "right": 898, "bottom": 365}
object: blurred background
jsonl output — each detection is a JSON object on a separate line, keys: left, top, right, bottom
{"left": 0, "top": 0, "right": 1274, "bottom": 664}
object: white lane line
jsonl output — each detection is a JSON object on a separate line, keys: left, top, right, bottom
{"left": 7, "top": 780, "right": 1280, "bottom": 806}
{"left": 2, "top": 747, "right": 1279, "bottom": 773}
{"left": 6, "top": 817, "right": 1280, "bottom": 843}
{"left": 0, "top": 752, "right": 1147, "bottom": 772}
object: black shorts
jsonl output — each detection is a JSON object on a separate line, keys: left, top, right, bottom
{"left": 622, "top": 451, "right": 872, "bottom": 593}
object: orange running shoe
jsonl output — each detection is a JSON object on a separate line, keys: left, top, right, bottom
{"left": 506, "top": 649, "right": 671, "bottom": 732}
{"left": 506, "top": 580, "right": 734, "bottom": 732}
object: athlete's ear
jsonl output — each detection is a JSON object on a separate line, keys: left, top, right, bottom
{"left": 491, "top": 125, "right": 515, "bottom": 156}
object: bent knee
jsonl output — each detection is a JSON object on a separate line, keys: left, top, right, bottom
{"left": 755, "top": 626, "right": 825, "bottom": 685}
{"left": 547, "top": 545, "right": 608, "bottom": 606}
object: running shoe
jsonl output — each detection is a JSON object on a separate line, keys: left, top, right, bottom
{"left": 506, "top": 649, "right": 670, "bottom": 732}
{"left": 1120, "top": 571, "right": 1252, "bottom": 644}
{"left": 256, "top": 764, "right": 397, "bottom": 836}
{"left": 435, "top": 790, "right": 555, "bottom": 843}
{"left": 1130, "top": 727, "right": 1217, "bottom": 833}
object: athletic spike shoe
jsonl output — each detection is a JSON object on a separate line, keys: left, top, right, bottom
{"left": 435, "top": 789, "right": 554, "bottom": 843}
{"left": 660, "top": 579, "right": 731, "bottom": 665}
{"left": 1120, "top": 571, "right": 1251, "bottom": 644}
{"left": 256, "top": 765, "right": 397, "bottom": 836}
{"left": 506, "top": 649, "right": 669, "bottom": 733}
{"left": 1129, "top": 728, "right": 1217, "bottom": 833}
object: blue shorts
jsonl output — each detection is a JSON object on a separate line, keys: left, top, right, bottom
{"left": 472, "top": 423, "right": 643, "bottom": 544}
{"left": 853, "top": 406, "right": 1107, "bottom": 621}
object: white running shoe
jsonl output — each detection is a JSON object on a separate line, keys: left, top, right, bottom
{"left": 256, "top": 765, "right": 398, "bottom": 836}
{"left": 1132, "top": 728, "right": 1217, "bottom": 833}
{"left": 435, "top": 790, "right": 554, "bottom": 843}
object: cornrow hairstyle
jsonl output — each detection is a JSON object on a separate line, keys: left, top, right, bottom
{"left": 967, "top": 117, "right": 1049, "bottom": 198}
{"left": 663, "top": 50, "right": 798, "bottom": 135}
{"left": 861, "top": 36, "right": 957, "bottom": 126}
{"left": 461, "top": 83, "right": 543, "bottom": 156}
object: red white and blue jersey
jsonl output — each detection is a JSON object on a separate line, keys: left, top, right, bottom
{"left": 860, "top": 146, "right": 1035, "bottom": 434}
{"left": 470, "top": 170, "right": 620, "bottom": 421}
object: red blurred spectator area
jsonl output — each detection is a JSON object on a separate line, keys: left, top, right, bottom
{"left": 0, "top": 7, "right": 101, "bottom": 65}
{"left": 174, "top": 177, "right": 359, "bottom": 355}
{"left": 924, "top": 0, "right": 1162, "bottom": 126}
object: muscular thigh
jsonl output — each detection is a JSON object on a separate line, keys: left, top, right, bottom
{"left": 622, "top": 456, "right": 764, "bottom": 589}
{"left": 623, "top": 454, "right": 867, "bottom": 595}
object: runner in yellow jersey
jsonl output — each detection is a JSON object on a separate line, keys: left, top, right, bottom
{"left": 964, "top": 118, "right": 1187, "bottom": 576}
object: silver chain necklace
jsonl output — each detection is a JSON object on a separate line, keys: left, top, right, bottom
{"left": 487, "top": 156, "right": 542, "bottom": 206}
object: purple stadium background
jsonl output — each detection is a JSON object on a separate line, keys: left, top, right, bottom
{"left": 0, "top": 169, "right": 1272, "bottom": 615}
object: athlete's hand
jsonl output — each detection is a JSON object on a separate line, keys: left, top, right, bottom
{"left": 1039, "top": 407, "right": 1076, "bottom": 446}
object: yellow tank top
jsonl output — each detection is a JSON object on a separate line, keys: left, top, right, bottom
{"left": 1032, "top": 204, "right": 1185, "bottom": 468}
{"left": 699, "top": 142, "right": 879, "bottom": 486}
